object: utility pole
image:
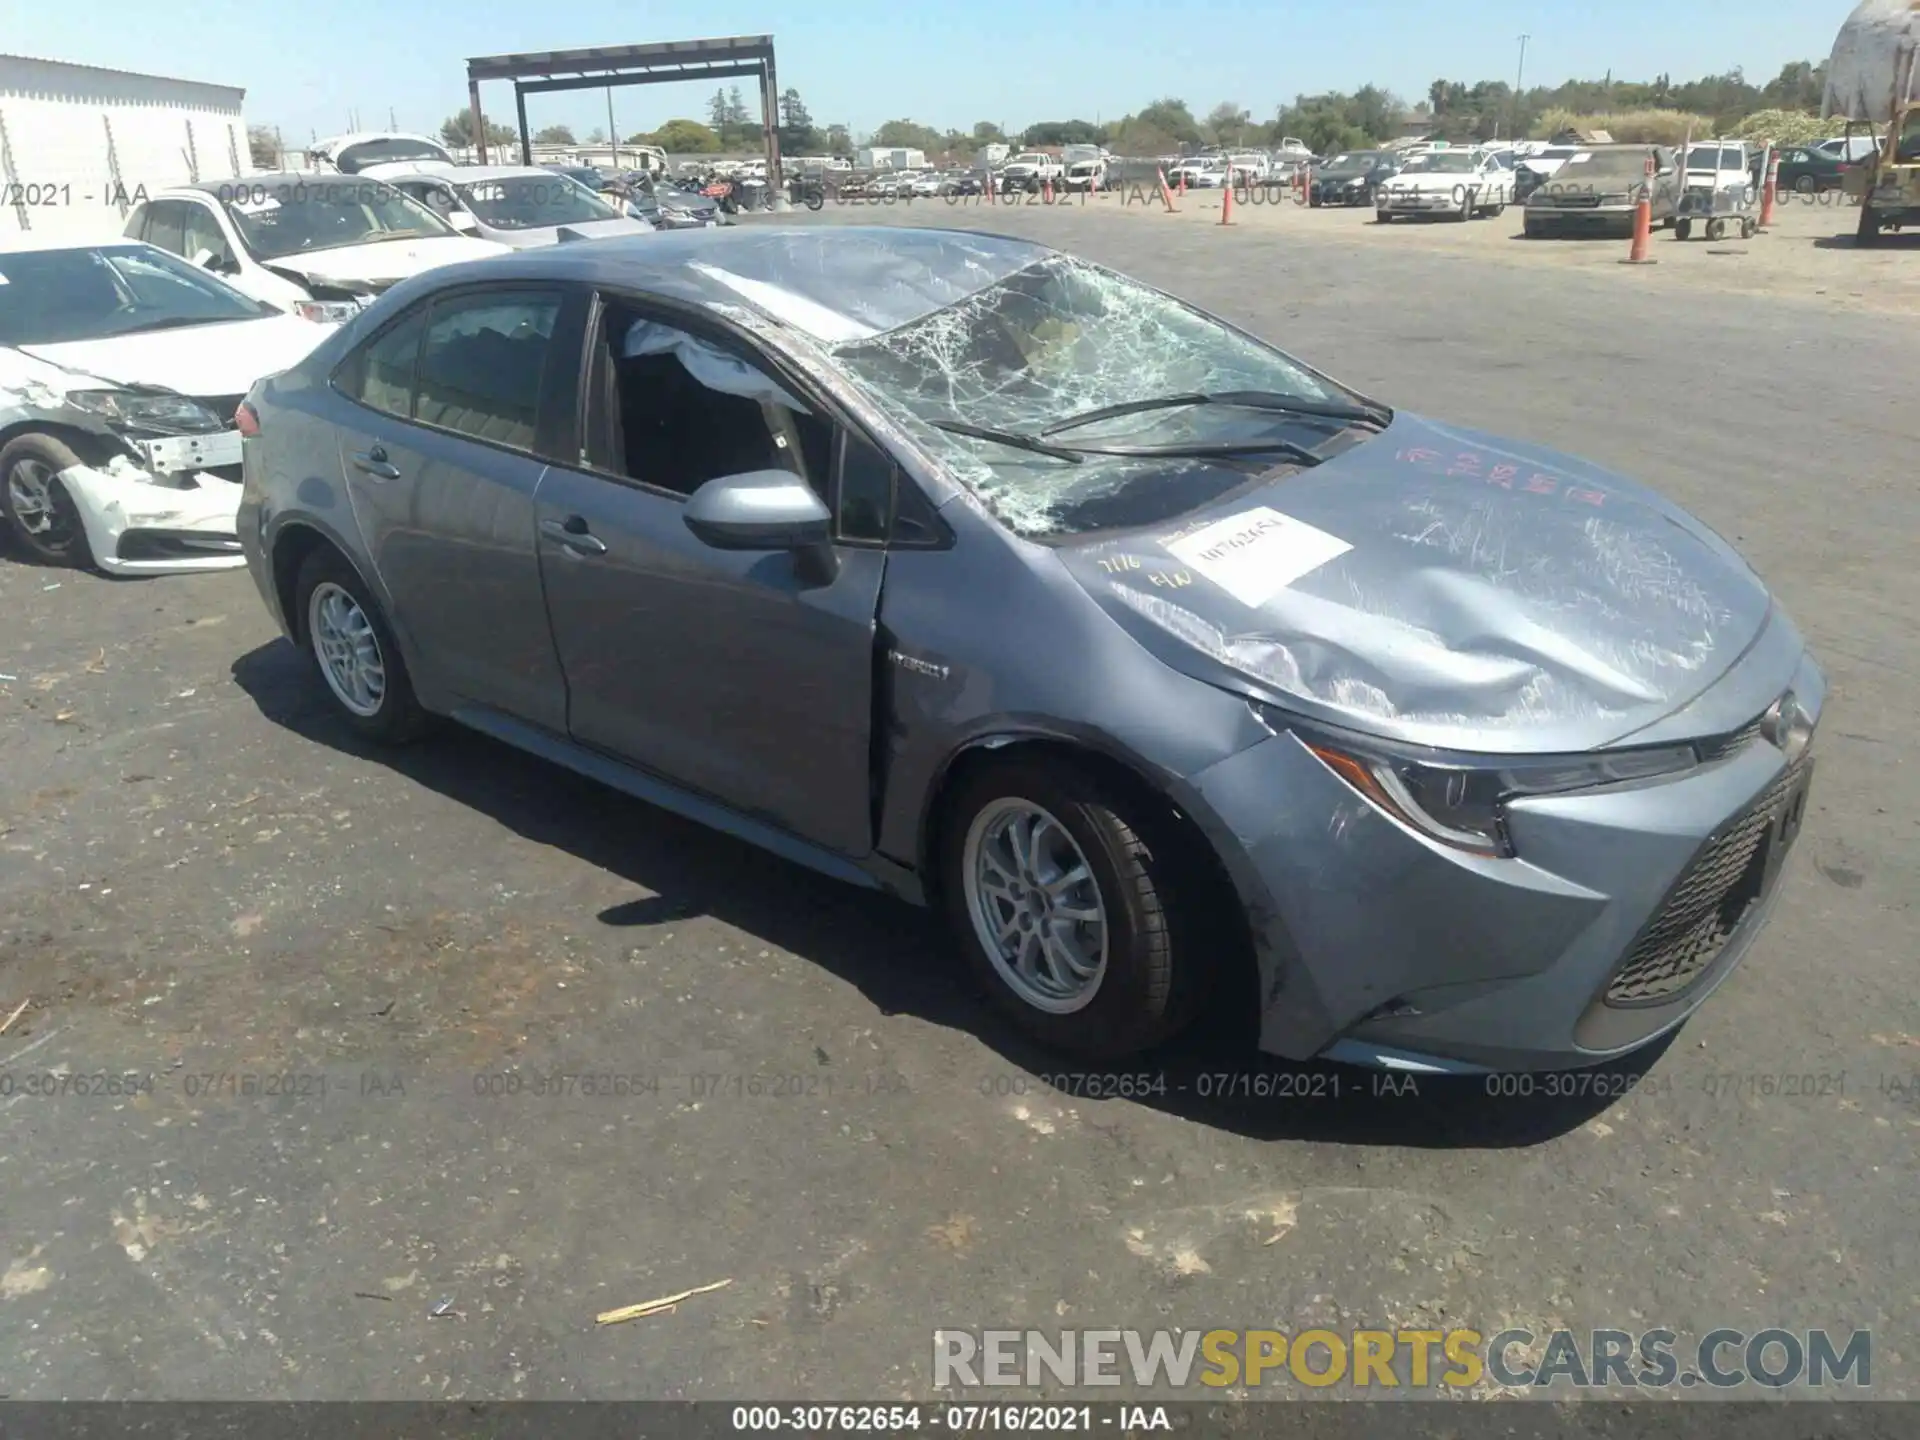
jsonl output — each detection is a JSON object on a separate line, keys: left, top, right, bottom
{"left": 607, "top": 86, "right": 619, "bottom": 170}
{"left": 1513, "top": 35, "right": 1530, "bottom": 142}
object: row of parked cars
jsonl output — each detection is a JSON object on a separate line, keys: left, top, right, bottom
{"left": 0, "top": 131, "right": 726, "bottom": 574}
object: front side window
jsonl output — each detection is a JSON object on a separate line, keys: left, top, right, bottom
{"left": 181, "top": 204, "right": 233, "bottom": 267}
{"left": 595, "top": 303, "right": 829, "bottom": 499}
{"left": 0, "top": 244, "right": 275, "bottom": 346}
{"left": 144, "top": 201, "right": 188, "bottom": 255}
{"left": 413, "top": 292, "right": 563, "bottom": 451}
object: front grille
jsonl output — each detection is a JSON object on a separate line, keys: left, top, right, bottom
{"left": 1602, "top": 755, "right": 1809, "bottom": 1006}
{"left": 1697, "top": 712, "right": 1767, "bottom": 764}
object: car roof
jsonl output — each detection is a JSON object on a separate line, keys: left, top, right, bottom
{"left": 173, "top": 172, "right": 401, "bottom": 196}
{"left": 312, "top": 131, "right": 446, "bottom": 154}
{"left": 383, "top": 165, "right": 579, "bottom": 183}
{"left": 387, "top": 225, "right": 1054, "bottom": 340}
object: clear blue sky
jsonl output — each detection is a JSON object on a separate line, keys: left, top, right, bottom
{"left": 14, "top": 0, "right": 1843, "bottom": 143}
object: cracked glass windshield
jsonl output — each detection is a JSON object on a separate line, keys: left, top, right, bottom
{"left": 829, "top": 255, "right": 1372, "bottom": 536}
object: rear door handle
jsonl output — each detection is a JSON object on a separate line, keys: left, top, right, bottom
{"left": 540, "top": 516, "right": 607, "bottom": 555}
{"left": 351, "top": 447, "right": 401, "bottom": 481}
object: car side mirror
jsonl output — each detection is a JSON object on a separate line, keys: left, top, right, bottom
{"left": 684, "top": 470, "right": 835, "bottom": 574}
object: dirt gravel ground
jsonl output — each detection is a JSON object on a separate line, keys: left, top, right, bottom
{"left": 0, "top": 198, "right": 1915, "bottom": 1408}
{"left": 865, "top": 183, "right": 1920, "bottom": 314}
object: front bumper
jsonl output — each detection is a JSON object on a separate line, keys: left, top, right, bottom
{"left": 1186, "top": 646, "right": 1824, "bottom": 1073}
{"left": 58, "top": 443, "right": 246, "bottom": 575}
{"left": 1525, "top": 204, "right": 1639, "bottom": 234}
{"left": 1378, "top": 189, "right": 1465, "bottom": 214}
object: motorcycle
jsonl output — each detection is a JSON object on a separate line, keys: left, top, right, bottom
{"left": 789, "top": 175, "right": 826, "bottom": 210}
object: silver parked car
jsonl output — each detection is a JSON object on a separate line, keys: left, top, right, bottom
{"left": 235, "top": 228, "right": 1821, "bottom": 1074}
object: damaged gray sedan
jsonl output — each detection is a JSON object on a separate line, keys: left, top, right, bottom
{"left": 236, "top": 227, "right": 1822, "bottom": 1074}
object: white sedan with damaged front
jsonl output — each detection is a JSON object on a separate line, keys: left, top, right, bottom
{"left": 1375, "top": 148, "right": 1511, "bottom": 221}
{"left": 0, "top": 238, "right": 336, "bottom": 573}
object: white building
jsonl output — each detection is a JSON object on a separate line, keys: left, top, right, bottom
{"left": 856, "top": 146, "right": 927, "bottom": 171}
{"left": 0, "top": 54, "right": 248, "bottom": 240}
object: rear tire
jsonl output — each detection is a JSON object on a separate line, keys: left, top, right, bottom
{"left": 1, "top": 433, "right": 95, "bottom": 569}
{"left": 293, "top": 546, "right": 431, "bottom": 744}
{"left": 1857, "top": 204, "right": 1882, "bottom": 246}
{"left": 938, "top": 757, "right": 1206, "bottom": 1062}
{"left": 1674, "top": 218, "right": 1692, "bottom": 240}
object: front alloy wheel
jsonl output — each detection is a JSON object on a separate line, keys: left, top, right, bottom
{"left": 963, "top": 799, "right": 1108, "bottom": 1014}
{"left": 940, "top": 758, "right": 1207, "bottom": 1060}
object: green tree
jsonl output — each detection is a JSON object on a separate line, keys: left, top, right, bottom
{"left": 826, "top": 123, "right": 852, "bottom": 155}
{"left": 646, "top": 118, "right": 722, "bottom": 153}
{"left": 1205, "top": 102, "right": 1252, "bottom": 146}
{"left": 587, "top": 127, "right": 606, "bottom": 145}
{"left": 778, "top": 89, "right": 821, "bottom": 154}
{"left": 246, "top": 125, "right": 280, "bottom": 168}
{"left": 439, "top": 111, "right": 515, "bottom": 148}
{"left": 533, "top": 125, "right": 577, "bottom": 145}
{"left": 1133, "top": 97, "right": 1202, "bottom": 144}
{"left": 972, "top": 120, "right": 1008, "bottom": 145}
{"left": 872, "top": 119, "right": 944, "bottom": 151}
{"left": 1023, "top": 119, "right": 1105, "bottom": 145}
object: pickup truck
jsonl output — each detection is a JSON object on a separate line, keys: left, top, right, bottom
{"left": 999, "top": 152, "right": 1065, "bottom": 193}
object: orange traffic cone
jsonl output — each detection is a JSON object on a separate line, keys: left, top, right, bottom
{"left": 1220, "top": 176, "right": 1235, "bottom": 225}
{"left": 1157, "top": 168, "right": 1178, "bottom": 212}
{"left": 1622, "top": 197, "right": 1654, "bottom": 264}
{"left": 1042, "top": 176, "right": 1053, "bottom": 204}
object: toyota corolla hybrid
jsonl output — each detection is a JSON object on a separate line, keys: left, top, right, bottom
{"left": 231, "top": 227, "right": 1821, "bottom": 1075}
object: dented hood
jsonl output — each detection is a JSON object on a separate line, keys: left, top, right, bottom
{"left": 18, "top": 314, "right": 332, "bottom": 399}
{"left": 1057, "top": 413, "right": 1773, "bottom": 754}
{"left": 268, "top": 235, "right": 507, "bottom": 289}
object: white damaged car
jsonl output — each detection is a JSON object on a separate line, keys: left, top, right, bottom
{"left": 0, "top": 238, "right": 336, "bottom": 573}
{"left": 127, "top": 174, "right": 508, "bottom": 320}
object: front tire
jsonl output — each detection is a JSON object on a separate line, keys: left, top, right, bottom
{"left": 939, "top": 758, "right": 1203, "bottom": 1061}
{"left": 1, "top": 433, "right": 95, "bottom": 568}
{"left": 293, "top": 546, "right": 430, "bottom": 743}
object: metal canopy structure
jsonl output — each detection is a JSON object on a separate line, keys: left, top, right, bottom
{"left": 464, "top": 35, "right": 781, "bottom": 192}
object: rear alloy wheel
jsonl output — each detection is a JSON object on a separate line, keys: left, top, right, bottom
{"left": 1, "top": 433, "right": 94, "bottom": 568}
{"left": 294, "top": 547, "right": 430, "bottom": 743}
{"left": 941, "top": 759, "right": 1203, "bottom": 1061}
{"left": 1794, "top": 175, "right": 1817, "bottom": 195}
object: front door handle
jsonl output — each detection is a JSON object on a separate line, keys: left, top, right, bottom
{"left": 540, "top": 516, "right": 607, "bottom": 554}
{"left": 351, "top": 447, "right": 401, "bottom": 481}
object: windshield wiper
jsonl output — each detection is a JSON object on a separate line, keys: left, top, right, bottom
{"left": 932, "top": 420, "right": 1085, "bottom": 464}
{"left": 1066, "top": 437, "right": 1327, "bottom": 465}
{"left": 1041, "top": 390, "right": 1391, "bottom": 436}
{"left": 932, "top": 420, "right": 1324, "bottom": 468}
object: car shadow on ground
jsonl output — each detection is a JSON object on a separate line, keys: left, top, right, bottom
{"left": 1811, "top": 231, "right": 1920, "bottom": 249}
{"left": 232, "top": 637, "right": 1665, "bottom": 1150}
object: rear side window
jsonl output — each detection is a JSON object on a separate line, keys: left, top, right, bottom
{"left": 339, "top": 309, "right": 428, "bottom": 419}
{"left": 412, "top": 291, "right": 562, "bottom": 452}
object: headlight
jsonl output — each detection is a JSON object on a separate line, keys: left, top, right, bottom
{"left": 63, "top": 389, "right": 223, "bottom": 434}
{"left": 293, "top": 299, "right": 362, "bottom": 324}
{"left": 1277, "top": 714, "right": 1699, "bottom": 856}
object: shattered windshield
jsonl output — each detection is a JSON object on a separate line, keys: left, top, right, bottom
{"left": 828, "top": 254, "right": 1370, "bottom": 536}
